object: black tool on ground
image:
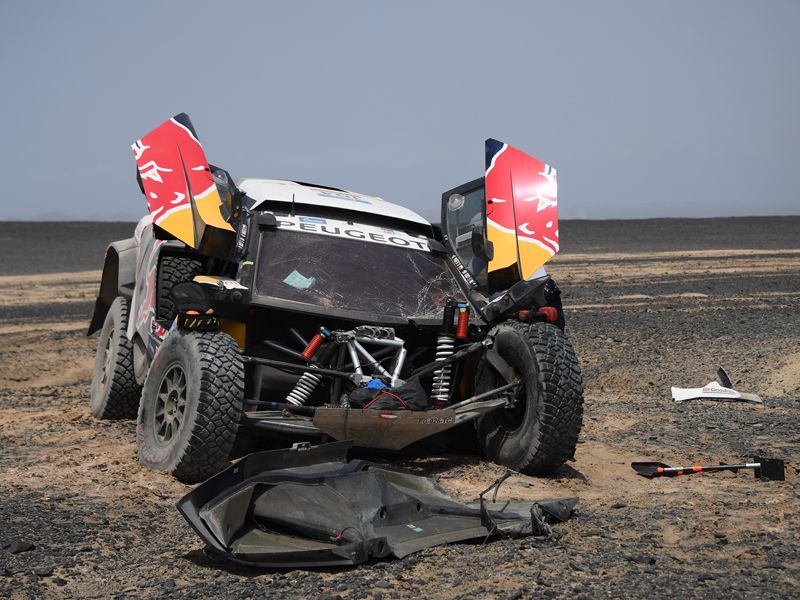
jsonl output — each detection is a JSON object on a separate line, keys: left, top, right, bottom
{"left": 632, "top": 456, "right": 785, "bottom": 481}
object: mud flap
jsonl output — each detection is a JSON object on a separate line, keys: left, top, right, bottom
{"left": 132, "top": 113, "right": 234, "bottom": 254}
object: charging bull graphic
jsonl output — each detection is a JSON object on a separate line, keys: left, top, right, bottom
{"left": 132, "top": 113, "right": 233, "bottom": 248}
{"left": 485, "top": 138, "right": 559, "bottom": 280}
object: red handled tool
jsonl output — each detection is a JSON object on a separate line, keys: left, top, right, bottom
{"left": 632, "top": 457, "right": 784, "bottom": 481}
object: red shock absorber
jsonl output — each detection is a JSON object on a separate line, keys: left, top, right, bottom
{"left": 301, "top": 327, "right": 330, "bottom": 361}
{"left": 455, "top": 303, "right": 470, "bottom": 340}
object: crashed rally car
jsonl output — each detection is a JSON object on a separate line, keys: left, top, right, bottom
{"left": 88, "top": 113, "right": 584, "bottom": 483}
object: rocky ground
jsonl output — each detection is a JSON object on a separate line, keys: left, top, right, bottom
{"left": 1, "top": 218, "right": 798, "bottom": 599}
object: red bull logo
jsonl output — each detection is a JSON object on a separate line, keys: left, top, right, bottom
{"left": 485, "top": 139, "right": 559, "bottom": 280}
{"left": 132, "top": 114, "right": 232, "bottom": 248}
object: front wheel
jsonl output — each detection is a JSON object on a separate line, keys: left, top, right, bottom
{"left": 137, "top": 330, "right": 243, "bottom": 483}
{"left": 475, "top": 321, "right": 584, "bottom": 474}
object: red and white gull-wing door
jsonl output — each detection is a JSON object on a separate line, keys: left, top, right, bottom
{"left": 441, "top": 139, "right": 558, "bottom": 294}
{"left": 132, "top": 113, "right": 234, "bottom": 252}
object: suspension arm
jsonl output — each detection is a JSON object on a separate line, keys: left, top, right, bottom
{"left": 241, "top": 355, "right": 357, "bottom": 381}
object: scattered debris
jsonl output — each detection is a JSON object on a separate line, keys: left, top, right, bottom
{"left": 671, "top": 367, "right": 762, "bottom": 404}
{"left": 177, "top": 442, "right": 578, "bottom": 568}
{"left": 632, "top": 456, "right": 785, "bottom": 481}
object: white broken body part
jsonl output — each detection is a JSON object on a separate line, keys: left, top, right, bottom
{"left": 671, "top": 381, "right": 763, "bottom": 404}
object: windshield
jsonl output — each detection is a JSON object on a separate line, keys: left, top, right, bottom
{"left": 255, "top": 226, "right": 463, "bottom": 319}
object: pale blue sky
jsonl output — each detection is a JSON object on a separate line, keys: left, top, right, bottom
{"left": 1, "top": 1, "right": 798, "bottom": 220}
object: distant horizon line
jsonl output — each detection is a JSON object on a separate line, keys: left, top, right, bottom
{"left": 1, "top": 214, "right": 799, "bottom": 224}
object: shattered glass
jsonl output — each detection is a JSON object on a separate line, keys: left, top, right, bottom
{"left": 255, "top": 230, "right": 463, "bottom": 318}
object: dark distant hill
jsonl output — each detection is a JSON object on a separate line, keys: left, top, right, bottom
{"left": 0, "top": 222, "right": 136, "bottom": 276}
{"left": 1, "top": 216, "right": 798, "bottom": 276}
{"left": 558, "top": 216, "right": 800, "bottom": 254}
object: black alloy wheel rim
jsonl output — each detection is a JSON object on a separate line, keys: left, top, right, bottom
{"left": 155, "top": 364, "right": 187, "bottom": 443}
{"left": 99, "top": 326, "right": 114, "bottom": 394}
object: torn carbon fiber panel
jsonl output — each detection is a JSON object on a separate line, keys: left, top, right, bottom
{"left": 176, "top": 442, "right": 577, "bottom": 568}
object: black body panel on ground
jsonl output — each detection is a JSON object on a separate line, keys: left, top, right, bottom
{"left": 177, "top": 442, "right": 577, "bottom": 568}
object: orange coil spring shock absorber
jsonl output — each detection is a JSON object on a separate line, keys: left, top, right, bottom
{"left": 301, "top": 327, "right": 330, "bottom": 361}
{"left": 455, "top": 303, "right": 470, "bottom": 340}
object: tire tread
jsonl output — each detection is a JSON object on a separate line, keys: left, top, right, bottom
{"left": 91, "top": 297, "right": 141, "bottom": 420}
{"left": 477, "top": 321, "right": 584, "bottom": 474}
{"left": 157, "top": 255, "right": 203, "bottom": 323}
{"left": 161, "top": 332, "right": 243, "bottom": 482}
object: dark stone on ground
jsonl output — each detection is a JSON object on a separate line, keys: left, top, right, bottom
{"left": 625, "top": 555, "right": 656, "bottom": 565}
{"left": 8, "top": 541, "right": 35, "bottom": 554}
{"left": 33, "top": 565, "right": 54, "bottom": 577}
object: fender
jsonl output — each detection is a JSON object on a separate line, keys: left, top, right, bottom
{"left": 87, "top": 238, "right": 138, "bottom": 335}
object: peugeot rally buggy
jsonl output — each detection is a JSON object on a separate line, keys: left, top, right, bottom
{"left": 88, "top": 114, "right": 583, "bottom": 483}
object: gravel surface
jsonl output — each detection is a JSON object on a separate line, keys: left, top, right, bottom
{"left": 1, "top": 218, "right": 798, "bottom": 599}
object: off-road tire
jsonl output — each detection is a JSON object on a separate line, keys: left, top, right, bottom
{"left": 157, "top": 255, "right": 203, "bottom": 323}
{"left": 89, "top": 296, "right": 142, "bottom": 420}
{"left": 137, "top": 330, "right": 243, "bottom": 483}
{"left": 475, "top": 320, "right": 583, "bottom": 474}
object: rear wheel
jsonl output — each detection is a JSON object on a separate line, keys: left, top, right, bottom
{"left": 157, "top": 255, "right": 203, "bottom": 323}
{"left": 89, "top": 296, "right": 141, "bottom": 419}
{"left": 475, "top": 321, "right": 583, "bottom": 474}
{"left": 137, "top": 330, "right": 243, "bottom": 483}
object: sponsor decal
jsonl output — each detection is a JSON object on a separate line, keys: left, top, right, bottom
{"left": 131, "top": 114, "right": 232, "bottom": 248}
{"left": 417, "top": 416, "right": 454, "bottom": 425}
{"left": 151, "top": 320, "right": 169, "bottom": 340}
{"left": 450, "top": 255, "right": 477, "bottom": 288}
{"left": 276, "top": 215, "right": 429, "bottom": 251}
{"left": 485, "top": 139, "right": 559, "bottom": 279}
{"left": 316, "top": 190, "right": 372, "bottom": 205}
{"left": 702, "top": 386, "right": 736, "bottom": 395}
{"left": 236, "top": 222, "right": 248, "bottom": 253}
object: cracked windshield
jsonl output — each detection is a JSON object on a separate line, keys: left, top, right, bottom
{"left": 255, "top": 226, "right": 462, "bottom": 318}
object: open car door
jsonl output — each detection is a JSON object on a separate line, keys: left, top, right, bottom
{"left": 441, "top": 139, "right": 559, "bottom": 295}
{"left": 132, "top": 113, "right": 235, "bottom": 256}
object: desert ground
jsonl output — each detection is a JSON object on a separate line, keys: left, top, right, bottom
{"left": 1, "top": 217, "right": 799, "bottom": 599}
